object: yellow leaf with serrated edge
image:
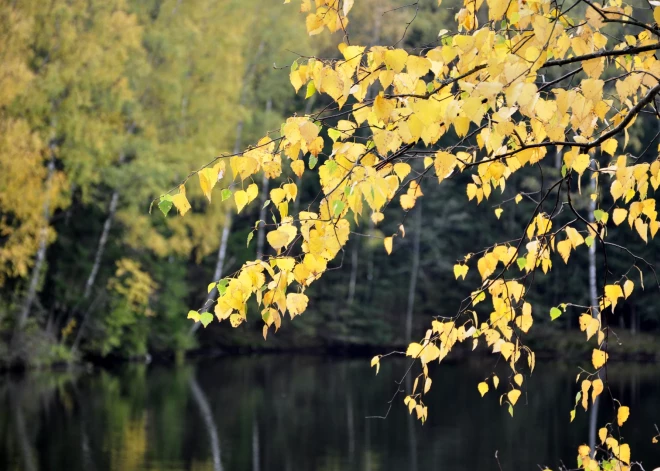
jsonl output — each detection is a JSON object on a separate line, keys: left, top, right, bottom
{"left": 286, "top": 292, "right": 308, "bottom": 318}
{"left": 393, "top": 162, "right": 411, "bottom": 180}
{"left": 246, "top": 183, "right": 258, "bottom": 203}
{"left": 618, "top": 443, "right": 630, "bottom": 464}
{"left": 454, "top": 264, "right": 468, "bottom": 280}
{"left": 172, "top": 192, "right": 191, "bottom": 216}
{"left": 384, "top": 237, "right": 393, "bottom": 255}
{"left": 623, "top": 279, "right": 634, "bottom": 298}
{"left": 557, "top": 239, "right": 571, "bottom": 264}
{"left": 599, "top": 427, "right": 607, "bottom": 444}
{"left": 617, "top": 406, "right": 630, "bottom": 426}
{"left": 591, "top": 378, "right": 603, "bottom": 403}
{"left": 601, "top": 138, "right": 617, "bottom": 156}
{"left": 198, "top": 167, "right": 218, "bottom": 201}
{"left": 579, "top": 314, "right": 599, "bottom": 341}
{"left": 500, "top": 341, "right": 514, "bottom": 360}
{"left": 508, "top": 389, "right": 521, "bottom": 406}
{"left": 592, "top": 349, "right": 608, "bottom": 369}
{"left": 635, "top": 218, "right": 648, "bottom": 242}
{"left": 613, "top": 208, "right": 627, "bottom": 226}
{"left": 291, "top": 160, "right": 305, "bottom": 178}
{"left": 233, "top": 188, "right": 251, "bottom": 213}
{"left": 478, "top": 382, "right": 489, "bottom": 397}
{"left": 406, "top": 342, "right": 423, "bottom": 358}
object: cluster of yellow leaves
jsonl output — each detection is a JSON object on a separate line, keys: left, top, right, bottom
{"left": 163, "top": 0, "right": 660, "bottom": 462}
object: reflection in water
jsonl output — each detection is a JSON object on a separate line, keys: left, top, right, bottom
{"left": 0, "top": 357, "right": 659, "bottom": 471}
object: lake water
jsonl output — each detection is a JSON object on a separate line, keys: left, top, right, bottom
{"left": 0, "top": 356, "right": 658, "bottom": 471}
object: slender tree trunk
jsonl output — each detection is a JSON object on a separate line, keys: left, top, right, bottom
{"left": 10, "top": 383, "right": 37, "bottom": 471}
{"left": 251, "top": 417, "right": 260, "bottom": 471}
{"left": 83, "top": 188, "right": 120, "bottom": 300}
{"left": 16, "top": 153, "right": 56, "bottom": 334}
{"left": 346, "top": 392, "right": 355, "bottom": 464}
{"left": 587, "top": 176, "right": 600, "bottom": 452}
{"left": 192, "top": 43, "right": 264, "bottom": 334}
{"left": 189, "top": 376, "right": 223, "bottom": 471}
{"left": 405, "top": 202, "right": 422, "bottom": 343}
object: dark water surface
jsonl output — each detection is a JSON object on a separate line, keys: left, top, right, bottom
{"left": 1, "top": 356, "right": 658, "bottom": 471}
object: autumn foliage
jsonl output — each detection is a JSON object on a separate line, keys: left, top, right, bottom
{"left": 164, "top": 0, "right": 660, "bottom": 467}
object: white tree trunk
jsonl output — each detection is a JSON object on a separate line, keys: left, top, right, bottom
{"left": 83, "top": 189, "right": 119, "bottom": 300}
{"left": 588, "top": 176, "right": 600, "bottom": 451}
{"left": 189, "top": 376, "right": 223, "bottom": 471}
{"left": 256, "top": 98, "right": 272, "bottom": 259}
{"left": 16, "top": 154, "right": 56, "bottom": 333}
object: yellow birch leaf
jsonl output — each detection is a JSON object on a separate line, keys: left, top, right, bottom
{"left": 557, "top": 239, "right": 572, "bottom": 264}
{"left": 453, "top": 264, "right": 469, "bottom": 280}
{"left": 655, "top": 7, "right": 660, "bottom": 25}
{"left": 592, "top": 349, "right": 608, "bottom": 369}
{"left": 172, "top": 193, "right": 191, "bottom": 216}
{"left": 286, "top": 292, "right": 309, "bottom": 318}
{"left": 394, "top": 162, "right": 411, "bottom": 180}
{"left": 591, "top": 378, "right": 603, "bottom": 403}
{"left": 406, "top": 342, "right": 423, "bottom": 358}
{"left": 623, "top": 279, "right": 634, "bottom": 298}
{"left": 601, "top": 138, "right": 618, "bottom": 156}
{"left": 619, "top": 443, "right": 630, "bottom": 464}
{"left": 493, "top": 375, "right": 500, "bottom": 389}
{"left": 617, "top": 406, "right": 630, "bottom": 426}
{"left": 424, "top": 377, "right": 432, "bottom": 394}
{"left": 495, "top": 208, "right": 503, "bottom": 219}
{"left": 514, "top": 374, "right": 523, "bottom": 387}
{"left": 635, "top": 218, "right": 648, "bottom": 242}
{"left": 384, "top": 237, "right": 393, "bottom": 255}
{"left": 570, "top": 410, "right": 576, "bottom": 422}
{"left": 508, "top": 389, "right": 521, "bottom": 406}
{"left": 500, "top": 341, "right": 514, "bottom": 360}
{"left": 234, "top": 190, "right": 248, "bottom": 213}
{"left": 612, "top": 208, "right": 627, "bottom": 226}
{"left": 599, "top": 427, "right": 607, "bottom": 444}
{"left": 291, "top": 160, "right": 305, "bottom": 178}
{"left": 581, "top": 379, "right": 591, "bottom": 411}
{"left": 478, "top": 381, "right": 489, "bottom": 397}
{"left": 246, "top": 183, "right": 259, "bottom": 203}
{"left": 267, "top": 229, "right": 291, "bottom": 250}
{"left": 420, "top": 343, "right": 441, "bottom": 364}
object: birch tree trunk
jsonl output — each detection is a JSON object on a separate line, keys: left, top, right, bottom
{"left": 588, "top": 176, "right": 600, "bottom": 451}
{"left": 83, "top": 188, "right": 120, "bottom": 300}
{"left": 405, "top": 202, "right": 422, "bottom": 343}
{"left": 191, "top": 43, "right": 264, "bottom": 334}
{"left": 189, "top": 376, "right": 223, "bottom": 471}
{"left": 16, "top": 152, "right": 56, "bottom": 335}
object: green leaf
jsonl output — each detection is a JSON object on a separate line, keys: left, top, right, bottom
{"left": 263, "top": 199, "right": 271, "bottom": 209}
{"left": 187, "top": 310, "right": 201, "bottom": 322}
{"left": 207, "top": 282, "right": 216, "bottom": 294}
{"left": 327, "top": 128, "right": 341, "bottom": 142}
{"left": 217, "top": 279, "right": 229, "bottom": 296}
{"left": 508, "top": 404, "right": 514, "bottom": 417}
{"left": 550, "top": 307, "right": 562, "bottom": 321}
{"left": 593, "top": 209, "right": 606, "bottom": 222}
{"left": 561, "top": 165, "right": 567, "bottom": 178}
{"left": 426, "top": 82, "right": 434, "bottom": 93}
{"left": 291, "top": 59, "right": 299, "bottom": 72}
{"left": 327, "top": 160, "right": 338, "bottom": 175}
{"left": 332, "top": 200, "right": 345, "bottom": 216}
{"left": 516, "top": 257, "right": 526, "bottom": 270}
{"left": 221, "top": 189, "right": 232, "bottom": 201}
{"left": 158, "top": 195, "right": 173, "bottom": 216}
{"left": 305, "top": 81, "right": 316, "bottom": 99}
{"left": 200, "top": 312, "right": 214, "bottom": 328}
{"left": 309, "top": 155, "right": 318, "bottom": 169}
{"left": 575, "top": 391, "right": 582, "bottom": 405}
{"left": 247, "top": 231, "right": 254, "bottom": 247}
{"left": 585, "top": 236, "right": 594, "bottom": 247}
{"left": 262, "top": 309, "right": 272, "bottom": 324}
